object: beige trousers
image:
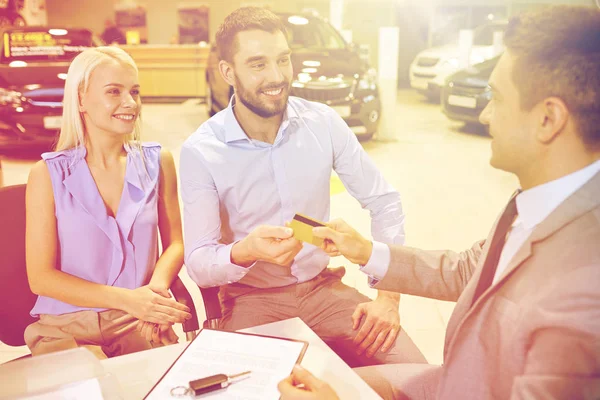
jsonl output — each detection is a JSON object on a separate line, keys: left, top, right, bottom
{"left": 219, "top": 267, "right": 427, "bottom": 368}
{"left": 24, "top": 309, "right": 169, "bottom": 359}
{"left": 354, "top": 363, "right": 442, "bottom": 400}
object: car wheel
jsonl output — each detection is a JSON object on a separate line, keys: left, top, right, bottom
{"left": 206, "top": 79, "right": 215, "bottom": 117}
{"left": 12, "top": 15, "right": 26, "bottom": 27}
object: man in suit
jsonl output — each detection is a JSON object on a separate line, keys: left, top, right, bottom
{"left": 278, "top": 5, "right": 600, "bottom": 400}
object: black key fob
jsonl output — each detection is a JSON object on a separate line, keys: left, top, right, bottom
{"left": 189, "top": 373, "right": 229, "bottom": 396}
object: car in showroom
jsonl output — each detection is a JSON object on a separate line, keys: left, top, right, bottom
{"left": 0, "top": 0, "right": 25, "bottom": 29}
{"left": 441, "top": 54, "right": 500, "bottom": 129}
{"left": 0, "top": 27, "right": 100, "bottom": 154}
{"left": 409, "top": 20, "right": 506, "bottom": 101}
{"left": 205, "top": 12, "right": 381, "bottom": 140}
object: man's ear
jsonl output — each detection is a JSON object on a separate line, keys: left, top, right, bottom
{"left": 218, "top": 60, "right": 236, "bottom": 87}
{"left": 537, "top": 97, "right": 569, "bottom": 144}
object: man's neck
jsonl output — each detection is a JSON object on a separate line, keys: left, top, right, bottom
{"left": 518, "top": 152, "right": 600, "bottom": 191}
{"left": 233, "top": 99, "right": 284, "bottom": 145}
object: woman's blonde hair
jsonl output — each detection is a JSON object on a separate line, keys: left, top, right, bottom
{"left": 55, "top": 46, "right": 142, "bottom": 152}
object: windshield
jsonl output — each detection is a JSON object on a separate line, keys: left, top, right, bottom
{"left": 283, "top": 17, "right": 347, "bottom": 50}
{"left": 1, "top": 30, "right": 94, "bottom": 63}
{"left": 432, "top": 22, "right": 507, "bottom": 47}
{"left": 473, "top": 24, "right": 506, "bottom": 46}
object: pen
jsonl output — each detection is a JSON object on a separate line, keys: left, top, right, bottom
{"left": 189, "top": 371, "right": 252, "bottom": 396}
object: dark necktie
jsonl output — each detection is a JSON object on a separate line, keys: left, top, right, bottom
{"left": 472, "top": 192, "right": 520, "bottom": 305}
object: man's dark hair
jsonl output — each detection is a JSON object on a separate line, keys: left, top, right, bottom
{"left": 215, "top": 7, "right": 287, "bottom": 63}
{"left": 504, "top": 5, "right": 600, "bottom": 148}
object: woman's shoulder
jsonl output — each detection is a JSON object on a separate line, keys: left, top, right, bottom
{"left": 140, "top": 141, "right": 161, "bottom": 151}
{"left": 132, "top": 141, "right": 162, "bottom": 161}
{"left": 41, "top": 147, "right": 84, "bottom": 163}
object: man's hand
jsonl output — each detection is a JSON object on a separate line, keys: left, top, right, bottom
{"left": 312, "top": 219, "right": 372, "bottom": 265}
{"left": 278, "top": 365, "right": 340, "bottom": 400}
{"left": 232, "top": 225, "right": 303, "bottom": 267}
{"left": 352, "top": 296, "right": 401, "bottom": 358}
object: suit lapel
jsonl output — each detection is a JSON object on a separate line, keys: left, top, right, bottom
{"left": 445, "top": 172, "right": 600, "bottom": 358}
{"left": 483, "top": 172, "right": 600, "bottom": 298}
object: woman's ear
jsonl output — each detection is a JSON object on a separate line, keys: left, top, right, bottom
{"left": 78, "top": 91, "right": 86, "bottom": 113}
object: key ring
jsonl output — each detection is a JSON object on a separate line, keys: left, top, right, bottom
{"left": 170, "top": 386, "right": 193, "bottom": 398}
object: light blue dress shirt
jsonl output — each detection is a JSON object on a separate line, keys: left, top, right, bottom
{"left": 180, "top": 96, "right": 404, "bottom": 288}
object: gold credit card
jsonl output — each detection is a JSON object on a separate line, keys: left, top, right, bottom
{"left": 289, "top": 213, "right": 326, "bottom": 247}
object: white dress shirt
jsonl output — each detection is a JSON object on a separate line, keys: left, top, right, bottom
{"left": 180, "top": 96, "right": 405, "bottom": 288}
{"left": 363, "top": 160, "right": 600, "bottom": 283}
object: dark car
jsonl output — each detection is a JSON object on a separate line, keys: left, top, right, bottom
{"left": 441, "top": 55, "right": 500, "bottom": 127}
{"left": 0, "top": 0, "right": 26, "bottom": 29}
{"left": 0, "top": 27, "right": 100, "bottom": 154}
{"left": 206, "top": 12, "right": 381, "bottom": 140}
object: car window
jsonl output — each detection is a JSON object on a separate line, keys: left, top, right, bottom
{"left": 473, "top": 24, "right": 506, "bottom": 46}
{"left": 284, "top": 18, "right": 346, "bottom": 50}
{"left": 1, "top": 29, "right": 94, "bottom": 63}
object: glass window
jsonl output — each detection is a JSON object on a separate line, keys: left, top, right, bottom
{"left": 473, "top": 24, "right": 507, "bottom": 46}
{"left": 284, "top": 18, "right": 346, "bottom": 50}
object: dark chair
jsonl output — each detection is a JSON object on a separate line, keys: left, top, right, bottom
{"left": 198, "top": 286, "right": 221, "bottom": 329}
{"left": 0, "top": 184, "right": 199, "bottom": 361}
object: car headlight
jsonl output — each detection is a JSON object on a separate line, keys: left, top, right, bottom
{"left": 358, "top": 68, "right": 377, "bottom": 90}
{"left": 483, "top": 85, "right": 493, "bottom": 101}
{"left": 0, "top": 88, "right": 23, "bottom": 107}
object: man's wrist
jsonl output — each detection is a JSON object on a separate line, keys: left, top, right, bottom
{"left": 359, "top": 239, "right": 374, "bottom": 266}
{"left": 376, "top": 290, "right": 400, "bottom": 304}
{"left": 231, "top": 238, "right": 256, "bottom": 267}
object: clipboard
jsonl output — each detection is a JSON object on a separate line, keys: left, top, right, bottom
{"left": 144, "top": 328, "right": 308, "bottom": 399}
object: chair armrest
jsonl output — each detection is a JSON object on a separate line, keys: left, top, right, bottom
{"left": 199, "top": 286, "right": 221, "bottom": 328}
{"left": 169, "top": 276, "right": 199, "bottom": 334}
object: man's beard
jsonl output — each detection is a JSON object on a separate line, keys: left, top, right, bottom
{"left": 234, "top": 74, "right": 290, "bottom": 118}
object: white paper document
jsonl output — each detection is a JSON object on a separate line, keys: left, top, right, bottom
{"left": 18, "top": 378, "right": 104, "bottom": 400}
{"left": 145, "top": 329, "right": 307, "bottom": 400}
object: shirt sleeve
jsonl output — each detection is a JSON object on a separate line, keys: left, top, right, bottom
{"left": 359, "top": 241, "right": 391, "bottom": 286}
{"left": 327, "top": 107, "right": 405, "bottom": 245}
{"left": 179, "top": 140, "right": 251, "bottom": 287}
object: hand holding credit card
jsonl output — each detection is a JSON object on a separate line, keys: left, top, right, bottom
{"left": 288, "top": 213, "right": 326, "bottom": 247}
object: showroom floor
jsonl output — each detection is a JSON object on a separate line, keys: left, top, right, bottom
{"left": 0, "top": 89, "right": 518, "bottom": 365}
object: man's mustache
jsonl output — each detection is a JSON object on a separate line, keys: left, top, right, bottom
{"left": 260, "top": 82, "right": 290, "bottom": 91}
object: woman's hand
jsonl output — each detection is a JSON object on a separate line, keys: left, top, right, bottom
{"left": 123, "top": 285, "right": 191, "bottom": 324}
{"left": 137, "top": 321, "right": 179, "bottom": 345}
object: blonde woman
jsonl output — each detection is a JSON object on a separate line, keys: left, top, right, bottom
{"left": 24, "top": 46, "right": 191, "bottom": 359}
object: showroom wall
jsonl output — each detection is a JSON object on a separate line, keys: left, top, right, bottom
{"left": 45, "top": 0, "right": 328, "bottom": 45}
{"left": 45, "top": 0, "right": 598, "bottom": 85}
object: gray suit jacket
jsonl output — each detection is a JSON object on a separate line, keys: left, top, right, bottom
{"left": 375, "top": 172, "right": 600, "bottom": 399}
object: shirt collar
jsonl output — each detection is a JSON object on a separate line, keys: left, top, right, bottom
{"left": 223, "top": 94, "right": 300, "bottom": 144}
{"left": 515, "top": 160, "right": 600, "bottom": 230}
